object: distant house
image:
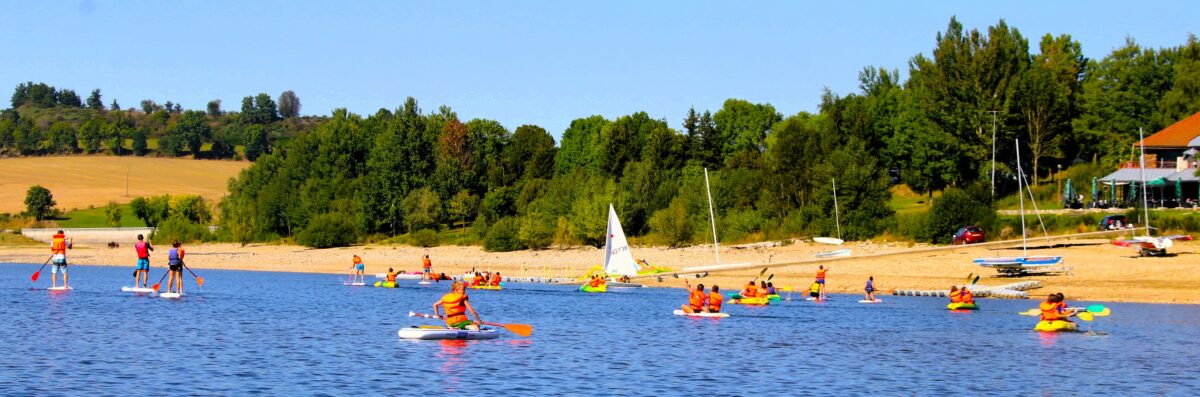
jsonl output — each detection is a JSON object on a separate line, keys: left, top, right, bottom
{"left": 1097, "top": 111, "right": 1200, "bottom": 209}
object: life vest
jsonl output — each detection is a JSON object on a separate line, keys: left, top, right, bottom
{"left": 949, "top": 290, "right": 963, "bottom": 303}
{"left": 135, "top": 242, "right": 150, "bottom": 258}
{"left": 589, "top": 278, "right": 602, "bottom": 288}
{"left": 743, "top": 285, "right": 758, "bottom": 297}
{"left": 352, "top": 255, "right": 362, "bottom": 264}
{"left": 757, "top": 287, "right": 768, "bottom": 296}
{"left": 1039, "top": 301, "right": 1066, "bottom": 321}
{"left": 168, "top": 248, "right": 183, "bottom": 264}
{"left": 473, "top": 275, "right": 484, "bottom": 286}
{"left": 816, "top": 269, "right": 827, "bottom": 281}
{"left": 442, "top": 292, "right": 469, "bottom": 324}
{"left": 708, "top": 292, "right": 723, "bottom": 312}
{"left": 688, "top": 290, "right": 706, "bottom": 311}
{"left": 809, "top": 283, "right": 821, "bottom": 294}
{"left": 490, "top": 274, "right": 502, "bottom": 286}
{"left": 422, "top": 258, "right": 432, "bottom": 269}
{"left": 386, "top": 272, "right": 397, "bottom": 282}
{"left": 961, "top": 290, "right": 975, "bottom": 303}
{"left": 51, "top": 233, "right": 67, "bottom": 255}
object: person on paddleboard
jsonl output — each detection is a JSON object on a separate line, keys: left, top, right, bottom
{"left": 1039, "top": 293, "right": 1076, "bottom": 323}
{"left": 708, "top": 285, "right": 723, "bottom": 313}
{"left": 864, "top": 276, "right": 876, "bottom": 301}
{"left": 421, "top": 254, "right": 432, "bottom": 281}
{"left": 350, "top": 255, "right": 365, "bottom": 284}
{"left": 433, "top": 281, "right": 483, "bottom": 330}
{"left": 134, "top": 234, "right": 154, "bottom": 288}
{"left": 815, "top": 265, "right": 829, "bottom": 300}
{"left": 50, "top": 230, "right": 72, "bottom": 288}
{"left": 167, "top": 241, "right": 185, "bottom": 294}
{"left": 808, "top": 282, "right": 821, "bottom": 299}
{"left": 680, "top": 283, "right": 707, "bottom": 314}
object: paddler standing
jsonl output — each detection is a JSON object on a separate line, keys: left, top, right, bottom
{"left": 350, "top": 255, "right": 365, "bottom": 284}
{"left": 49, "top": 230, "right": 72, "bottom": 288}
{"left": 433, "top": 281, "right": 483, "bottom": 330}
{"left": 133, "top": 234, "right": 154, "bottom": 288}
{"left": 864, "top": 276, "right": 876, "bottom": 301}
{"left": 421, "top": 254, "right": 432, "bottom": 281}
{"left": 166, "top": 241, "right": 185, "bottom": 294}
{"left": 815, "top": 265, "right": 829, "bottom": 300}
{"left": 680, "top": 282, "right": 707, "bottom": 314}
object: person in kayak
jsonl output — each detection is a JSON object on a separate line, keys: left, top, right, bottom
{"left": 1039, "top": 293, "right": 1075, "bottom": 323}
{"left": 433, "top": 281, "right": 483, "bottom": 330}
{"left": 472, "top": 272, "right": 486, "bottom": 287}
{"left": 949, "top": 286, "right": 975, "bottom": 304}
{"left": 50, "top": 230, "right": 72, "bottom": 288}
{"left": 766, "top": 282, "right": 777, "bottom": 295}
{"left": 489, "top": 272, "right": 502, "bottom": 286}
{"left": 680, "top": 283, "right": 707, "bottom": 314}
{"left": 587, "top": 275, "right": 605, "bottom": 289}
{"left": 385, "top": 268, "right": 398, "bottom": 284}
{"left": 350, "top": 255, "right": 365, "bottom": 284}
{"left": 815, "top": 265, "right": 829, "bottom": 300}
{"left": 808, "top": 282, "right": 821, "bottom": 299}
{"left": 708, "top": 285, "right": 723, "bottom": 313}
{"left": 167, "top": 241, "right": 185, "bottom": 294}
{"left": 739, "top": 281, "right": 758, "bottom": 298}
{"left": 758, "top": 281, "right": 770, "bottom": 297}
{"left": 133, "top": 234, "right": 154, "bottom": 288}
{"left": 421, "top": 254, "right": 433, "bottom": 281}
{"left": 864, "top": 276, "right": 876, "bottom": 301}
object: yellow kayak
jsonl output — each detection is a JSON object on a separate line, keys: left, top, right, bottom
{"left": 469, "top": 285, "right": 502, "bottom": 290}
{"left": 373, "top": 281, "right": 397, "bottom": 288}
{"left": 1034, "top": 320, "right": 1078, "bottom": 332}
{"left": 580, "top": 284, "right": 607, "bottom": 293}
{"left": 946, "top": 302, "right": 979, "bottom": 310}
{"left": 730, "top": 296, "right": 769, "bottom": 305}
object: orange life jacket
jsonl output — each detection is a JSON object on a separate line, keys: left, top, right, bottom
{"left": 51, "top": 233, "right": 67, "bottom": 255}
{"left": 442, "top": 292, "right": 469, "bottom": 324}
{"left": 490, "top": 274, "right": 501, "bottom": 286}
{"left": 353, "top": 255, "right": 362, "bottom": 264}
{"left": 949, "top": 290, "right": 963, "bottom": 303}
{"left": 386, "top": 272, "right": 397, "bottom": 282}
{"left": 743, "top": 285, "right": 757, "bottom": 297}
{"left": 961, "top": 290, "right": 975, "bottom": 304}
{"left": 473, "top": 275, "right": 484, "bottom": 286}
{"left": 589, "top": 278, "right": 602, "bottom": 288}
{"left": 1040, "top": 301, "right": 1066, "bottom": 321}
{"left": 708, "top": 292, "right": 723, "bottom": 312}
{"left": 422, "top": 258, "right": 432, "bottom": 269}
{"left": 816, "top": 269, "right": 827, "bottom": 281}
{"left": 688, "top": 290, "right": 706, "bottom": 311}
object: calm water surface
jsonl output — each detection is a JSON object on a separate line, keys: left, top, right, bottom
{"left": 1, "top": 264, "right": 1197, "bottom": 395}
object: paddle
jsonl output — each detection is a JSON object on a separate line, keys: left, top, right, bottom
{"left": 151, "top": 271, "right": 169, "bottom": 292}
{"left": 182, "top": 263, "right": 205, "bottom": 288}
{"left": 408, "top": 311, "right": 532, "bottom": 337}
{"left": 1018, "top": 305, "right": 1110, "bottom": 317}
{"left": 30, "top": 255, "right": 54, "bottom": 282}
{"left": 751, "top": 268, "right": 768, "bottom": 283}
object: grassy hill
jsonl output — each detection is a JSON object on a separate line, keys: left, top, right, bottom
{"left": 0, "top": 156, "right": 249, "bottom": 214}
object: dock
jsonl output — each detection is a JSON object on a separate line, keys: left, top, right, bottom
{"left": 892, "top": 281, "right": 1043, "bottom": 299}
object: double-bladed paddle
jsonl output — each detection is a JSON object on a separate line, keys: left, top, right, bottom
{"left": 408, "top": 311, "right": 533, "bottom": 337}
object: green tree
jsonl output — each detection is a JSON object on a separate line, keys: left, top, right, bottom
{"left": 13, "top": 118, "right": 42, "bottom": 154}
{"left": 104, "top": 116, "right": 129, "bottom": 155}
{"left": 58, "top": 89, "right": 82, "bottom": 107}
{"left": 555, "top": 115, "right": 608, "bottom": 175}
{"left": 402, "top": 187, "right": 441, "bottom": 233}
{"left": 568, "top": 175, "right": 616, "bottom": 247}
{"left": 1073, "top": 38, "right": 1175, "bottom": 165}
{"left": 506, "top": 125, "right": 557, "bottom": 181}
{"left": 110, "top": 99, "right": 120, "bottom": 111}
{"left": 47, "top": 122, "right": 77, "bottom": 154}
{"left": 242, "top": 124, "right": 269, "bottom": 161}
{"left": 104, "top": 201, "right": 122, "bottom": 227}
{"left": 167, "top": 110, "right": 211, "bottom": 156}
{"left": 24, "top": 185, "right": 56, "bottom": 220}
{"left": 278, "top": 90, "right": 301, "bottom": 118}
{"left": 79, "top": 118, "right": 105, "bottom": 153}
{"left": 131, "top": 128, "right": 148, "bottom": 156}
{"left": 448, "top": 189, "right": 479, "bottom": 231}
{"left": 206, "top": 100, "right": 223, "bottom": 117}
{"left": 87, "top": 89, "right": 104, "bottom": 110}
{"left": 713, "top": 99, "right": 781, "bottom": 166}
{"left": 1157, "top": 35, "right": 1200, "bottom": 127}
{"left": 650, "top": 198, "right": 693, "bottom": 247}
{"left": 130, "top": 195, "right": 171, "bottom": 228}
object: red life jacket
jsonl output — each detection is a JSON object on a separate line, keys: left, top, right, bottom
{"left": 136, "top": 242, "right": 150, "bottom": 259}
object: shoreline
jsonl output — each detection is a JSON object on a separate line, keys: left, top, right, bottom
{"left": 2, "top": 239, "right": 1197, "bottom": 305}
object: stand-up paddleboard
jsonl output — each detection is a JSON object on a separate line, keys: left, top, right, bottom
{"left": 343, "top": 282, "right": 366, "bottom": 286}
{"left": 805, "top": 297, "right": 831, "bottom": 301}
{"left": 160, "top": 292, "right": 185, "bottom": 299}
{"left": 397, "top": 326, "right": 500, "bottom": 340}
{"left": 858, "top": 299, "right": 883, "bottom": 304}
{"left": 672, "top": 309, "right": 729, "bottom": 318}
{"left": 418, "top": 281, "right": 431, "bottom": 285}
{"left": 122, "top": 286, "right": 156, "bottom": 293}
{"left": 814, "top": 237, "right": 844, "bottom": 245}
{"left": 374, "top": 273, "right": 387, "bottom": 279}
{"left": 47, "top": 286, "right": 73, "bottom": 291}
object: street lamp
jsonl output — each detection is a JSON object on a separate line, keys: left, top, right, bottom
{"left": 1057, "top": 164, "right": 1063, "bottom": 208}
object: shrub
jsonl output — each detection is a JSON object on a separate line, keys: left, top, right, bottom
{"left": 925, "top": 188, "right": 994, "bottom": 244}
{"left": 409, "top": 228, "right": 439, "bottom": 248}
{"left": 152, "top": 217, "right": 213, "bottom": 245}
{"left": 104, "top": 201, "right": 122, "bottom": 227}
{"left": 517, "top": 212, "right": 554, "bottom": 250}
{"left": 23, "top": 185, "right": 57, "bottom": 221}
{"left": 649, "top": 199, "right": 692, "bottom": 247}
{"left": 483, "top": 217, "right": 522, "bottom": 252}
{"left": 295, "top": 213, "right": 357, "bottom": 248}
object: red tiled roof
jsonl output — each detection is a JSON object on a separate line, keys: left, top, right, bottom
{"left": 1139, "top": 111, "right": 1200, "bottom": 148}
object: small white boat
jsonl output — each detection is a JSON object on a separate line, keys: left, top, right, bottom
{"left": 858, "top": 299, "right": 883, "bottom": 304}
{"left": 672, "top": 309, "right": 729, "bottom": 318}
{"left": 815, "top": 249, "right": 851, "bottom": 258}
{"left": 814, "top": 237, "right": 844, "bottom": 245}
{"left": 397, "top": 326, "right": 500, "bottom": 340}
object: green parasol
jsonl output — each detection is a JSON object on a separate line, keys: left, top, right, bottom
{"left": 1091, "top": 177, "right": 1098, "bottom": 205}
{"left": 1176, "top": 178, "right": 1183, "bottom": 203}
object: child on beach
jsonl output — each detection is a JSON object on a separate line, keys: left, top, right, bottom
{"left": 864, "top": 276, "right": 876, "bottom": 301}
{"left": 167, "top": 241, "right": 185, "bottom": 294}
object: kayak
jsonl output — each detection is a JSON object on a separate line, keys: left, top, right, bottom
{"left": 47, "top": 286, "right": 73, "bottom": 291}
{"left": 469, "top": 285, "right": 502, "bottom": 290}
{"left": 122, "top": 286, "right": 155, "bottom": 293}
{"left": 673, "top": 309, "right": 729, "bottom": 318}
{"left": 1034, "top": 320, "right": 1078, "bottom": 332}
{"left": 374, "top": 281, "right": 398, "bottom": 288}
{"left": 730, "top": 297, "right": 769, "bottom": 305}
{"left": 766, "top": 294, "right": 781, "bottom": 302}
{"left": 579, "top": 284, "right": 607, "bottom": 293}
{"left": 859, "top": 299, "right": 883, "bottom": 304}
{"left": 397, "top": 326, "right": 500, "bottom": 340}
{"left": 160, "top": 292, "right": 185, "bottom": 299}
{"left": 947, "top": 302, "right": 979, "bottom": 310}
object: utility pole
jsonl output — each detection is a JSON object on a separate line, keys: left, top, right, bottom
{"left": 989, "top": 110, "right": 998, "bottom": 199}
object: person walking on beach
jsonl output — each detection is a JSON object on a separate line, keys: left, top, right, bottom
{"left": 815, "top": 265, "right": 829, "bottom": 300}
{"left": 708, "top": 285, "right": 723, "bottom": 313}
{"left": 421, "top": 254, "right": 433, "bottom": 281}
{"left": 864, "top": 276, "right": 876, "bottom": 301}
{"left": 681, "top": 282, "right": 707, "bottom": 314}
{"left": 433, "top": 281, "right": 483, "bottom": 330}
{"left": 133, "top": 234, "right": 154, "bottom": 288}
{"left": 349, "top": 255, "right": 365, "bottom": 284}
{"left": 49, "top": 230, "right": 72, "bottom": 288}
{"left": 167, "top": 241, "right": 185, "bottom": 294}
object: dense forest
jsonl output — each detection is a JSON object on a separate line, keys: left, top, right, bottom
{"left": 6, "top": 18, "right": 1200, "bottom": 248}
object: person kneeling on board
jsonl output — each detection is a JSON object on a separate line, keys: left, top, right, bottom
{"left": 680, "top": 283, "right": 708, "bottom": 314}
{"left": 1039, "top": 293, "right": 1075, "bottom": 324}
{"left": 433, "top": 281, "right": 483, "bottom": 330}
{"left": 808, "top": 282, "right": 821, "bottom": 299}
{"left": 707, "top": 285, "right": 723, "bottom": 313}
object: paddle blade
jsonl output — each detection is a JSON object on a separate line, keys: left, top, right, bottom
{"left": 1018, "top": 309, "right": 1041, "bottom": 316}
{"left": 1093, "top": 308, "right": 1111, "bottom": 317}
{"left": 768, "top": 274, "right": 774, "bottom": 281}
{"left": 31, "top": 271, "right": 41, "bottom": 282}
{"left": 1086, "top": 304, "right": 1106, "bottom": 313}
{"left": 1077, "top": 312, "right": 1094, "bottom": 321}
{"left": 195, "top": 277, "right": 205, "bottom": 288}
{"left": 501, "top": 323, "right": 533, "bottom": 337}
{"left": 965, "top": 273, "right": 974, "bottom": 283}
{"left": 408, "top": 311, "right": 416, "bottom": 317}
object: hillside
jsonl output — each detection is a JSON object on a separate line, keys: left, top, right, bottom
{"left": 0, "top": 156, "right": 248, "bottom": 213}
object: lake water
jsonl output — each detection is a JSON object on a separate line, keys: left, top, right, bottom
{"left": 1, "top": 264, "right": 1197, "bottom": 395}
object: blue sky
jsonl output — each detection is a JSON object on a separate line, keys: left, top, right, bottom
{"left": 1, "top": 1, "right": 1194, "bottom": 139}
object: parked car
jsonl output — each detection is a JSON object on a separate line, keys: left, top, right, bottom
{"left": 953, "top": 226, "right": 986, "bottom": 245}
{"left": 1099, "top": 215, "right": 1129, "bottom": 230}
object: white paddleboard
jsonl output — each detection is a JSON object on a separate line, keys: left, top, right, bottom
{"left": 814, "top": 237, "right": 844, "bottom": 245}
{"left": 672, "top": 309, "right": 729, "bottom": 318}
{"left": 815, "top": 248, "right": 852, "bottom": 258}
{"left": 397, "top": 327, "right": 500, "bottom": 340}
{"left": 160, "top": 292, "right": 185, "bottom": 299}
{"left": 343, "top": 282, "right": 366, "bottom": 286}
{"left": 122, "top": 286, "right": 155, "bottom": 293}
{"left": 858, "top": 299, "right": 883, "bottom": 304}
{"left": 418, "top": 281, "right": 431, "bottom": 285}
{"left": 805, "top": 297, "right": 831, "bottom": 301}
{"left": 47, "top": 286, "right": 73, "bottom": 291}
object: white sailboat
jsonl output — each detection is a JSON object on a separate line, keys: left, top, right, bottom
{"left": 603, "top": 204, "right": 641, "bottom": 278}
{"left": 974, "top": 139, "right": 1063, "bottom": 276}
{"left": 815, "top": 178, "right": 851, "bottom": 257}
{"left": 1111, "top": 128, "right": 1194, "bottom": 256}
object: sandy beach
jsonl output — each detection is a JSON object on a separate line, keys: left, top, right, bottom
{"left": 2, "top": 237, "right": 1196, "bottom": 304}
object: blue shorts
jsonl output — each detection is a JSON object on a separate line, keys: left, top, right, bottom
{"left": 423, "top": 267, "right": 431, "bottom": 274}
{"left": 817, "top": 279, "right": 825, "bottom": 285}
{"left": 136, "top": 258, "right": 150, "bottom": 270}
{"left": 52, "top": 264, "right": 67, "bottom": 274}
{"left": 356, "top": 263, "right": 364, "bottom": 271}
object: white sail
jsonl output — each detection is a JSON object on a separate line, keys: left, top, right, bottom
{"left": 604, "top": 204, "right": 639, "bottom": 277}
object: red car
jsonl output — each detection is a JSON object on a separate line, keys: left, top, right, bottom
{"left": 953, "top": 226, "right": 985, "bottom": 245}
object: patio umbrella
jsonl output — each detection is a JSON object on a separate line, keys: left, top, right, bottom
{"left": 1176, "top": 178, "right": 1183, "bottom": 202}
{"left": 1064, "top": 178, "right": 1073, "bottom": 205}
{"left": 1091, "top": 177, "right": 1098, "bottom": 204}
{"left": 1110, "top": 178, "right": 1116, "bottom": 204}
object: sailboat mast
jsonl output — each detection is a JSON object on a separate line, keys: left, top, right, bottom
{"left": 1015, "top": 139, "right": 1027, "bottom": 257}
{"left": 832, "top": 178, "right": 842, "bottom": 240}
{"left": 1139, "top": 127, "right": 1150, "bottom": 236}
{"left": 704, "top": 168, "right": 721, "bottom": 265}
